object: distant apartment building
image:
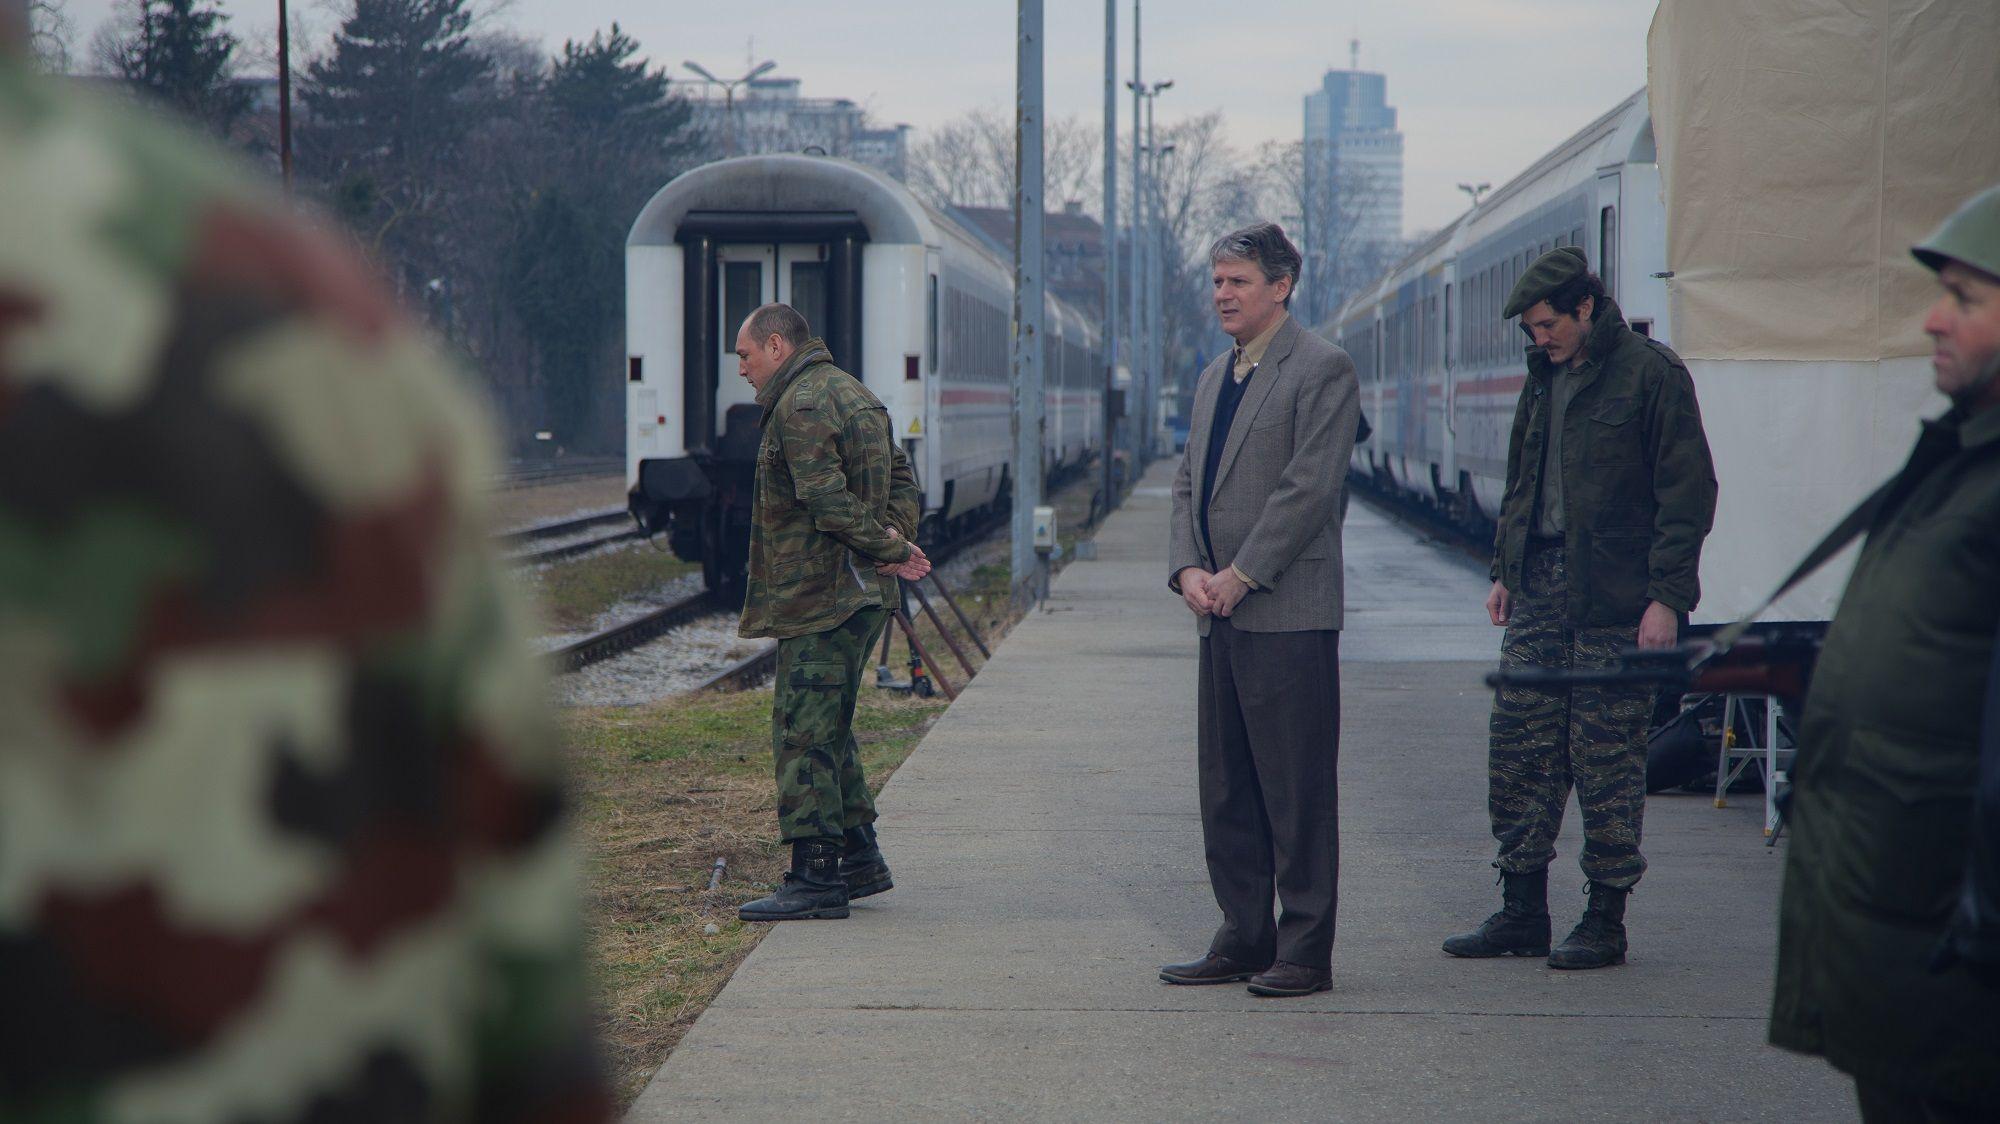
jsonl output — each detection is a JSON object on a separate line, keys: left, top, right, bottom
{"left": 1302, "top": 48, "right": 1405, "bottom": 320}
{"left": 688, "top": 76, "right": 911, "bottom": 181}
{"left": 948, "top": 201, "right": 1107, "bottom": 319}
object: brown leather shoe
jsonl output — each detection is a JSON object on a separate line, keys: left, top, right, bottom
{"left": 1159, "top": 951, "right": 1267, "bottom": 985}
{"left": 1246, "top": 961, "right": 1332, "bottom": 997}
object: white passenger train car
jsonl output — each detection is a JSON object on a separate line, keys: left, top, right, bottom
{"left": 624, "top": 155, "right": 1102, "bottom": 601}
{"left": 1328, "top": 89, "right": 1666, "bottom": 536}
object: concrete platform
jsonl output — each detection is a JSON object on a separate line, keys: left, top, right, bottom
{"left": 627, "top": 464, "right": 1857, "bottom": 1122}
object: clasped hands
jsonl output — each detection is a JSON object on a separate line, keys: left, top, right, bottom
{"left": 1177, "top": 566, "right": 1250, "bottom": 618}
{"left": 876, "top": 528, "right": 933, "bottom": 581}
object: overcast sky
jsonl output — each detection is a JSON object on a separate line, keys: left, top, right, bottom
{"left": 58, "top": 0, "right": 1662, "bottom": 235}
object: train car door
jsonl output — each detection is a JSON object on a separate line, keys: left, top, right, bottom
{"left": 778, "top": 244, "right": 832, "bottom": 360}
{"left": 715, "top": 244, "right": 774, "bottom": 420}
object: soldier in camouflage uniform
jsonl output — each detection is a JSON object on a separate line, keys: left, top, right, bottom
{"left": 732, "top": 303, "right": 926, "bottom": 923}
{"left": 1444, "top": 248, "right": 1716, "bottom": 970}
{"left": 0, "top": 16, "right": 609, "bottom": 1121}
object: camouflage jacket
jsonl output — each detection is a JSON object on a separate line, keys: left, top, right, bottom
{"left": 738, "top": 340, "right": 919, "bottom": 640}
{"left": 1489, "top": 296, "right": 1718, "bottom": 625}
{"left": 0, "top": 59, "right": 608, "bottom": 1122}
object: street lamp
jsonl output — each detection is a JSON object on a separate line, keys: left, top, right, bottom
{"left": 683, "top": 58, "right": 777, "bottom": 157}
{"left": 1457, "top": 181, "right": 1491, "bottom": 207}
{"left": 1128, "top": 78, "right": 1171, "bottom": 458}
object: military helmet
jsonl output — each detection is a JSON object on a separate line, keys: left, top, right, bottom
{"left": 1913, "top": 184, "right": 2000, "bottom": 280}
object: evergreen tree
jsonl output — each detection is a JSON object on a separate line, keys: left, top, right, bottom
{"left": 504, "top": 25, "right": 695, "bottom": 451}
{"left": 301, "top": 0, "right": 494, "bottom": 273}
{"left": 107, "top": 0, "right": 250, "bottom": 135}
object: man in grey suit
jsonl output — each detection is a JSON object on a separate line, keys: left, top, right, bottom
{"left": 1160, "top": 222, "right": 1360, "bottom": 997}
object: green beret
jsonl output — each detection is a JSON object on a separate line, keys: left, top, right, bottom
{"left": 1503, "top": 245, "right": 1590, "bottom": 319}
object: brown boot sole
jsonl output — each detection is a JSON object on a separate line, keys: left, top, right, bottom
{"left": 1159, "top": 968, "right": 1258, "bottom": 985}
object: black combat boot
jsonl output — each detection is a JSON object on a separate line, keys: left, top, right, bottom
{"left": 1442, "top": 868, "right": 1551, "bottom": 958}
{"left": 738, "top": 838, "right": 850, "bottom": 921}
{"left": 838, "top": 822, "right": 894, "bottom": 899}
{"left": 1547, "top": 882, "right": 1631, "bottom": 969}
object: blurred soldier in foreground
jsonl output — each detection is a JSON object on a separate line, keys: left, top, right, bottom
{"left": 1770, "top": 185, "right": 2000, "bottom": 1120}
{"left": 1163, "top": 223, "right": 1358, "bottom": 998}
{"left": 0, "top": 10, "right": 609, "bottom": 1120}
{"left": 731, "top": 304, "right": 927, "bottom": 923}
{"left": 1444, "top": 247, "right": 1716, "bottom": 969}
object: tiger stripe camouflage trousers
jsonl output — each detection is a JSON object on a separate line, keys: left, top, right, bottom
{"left": 771, "top": 606, "right": 888, "bottom": 842}
{"left": 1488, "top": 545, "right": 1653, "bottom": 888}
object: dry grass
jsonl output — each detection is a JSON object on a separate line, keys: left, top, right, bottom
{"left": 527, "top": 546, "right": 697, "bottom": 632}
{"left": 563, "top": 688, "right": 948, "bottom": 1107}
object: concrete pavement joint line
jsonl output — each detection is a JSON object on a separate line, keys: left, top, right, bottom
{"left": 721, "top": 1004, "right": 1770, "bottom": 1021}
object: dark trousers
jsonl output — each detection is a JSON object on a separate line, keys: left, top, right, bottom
{"left": 1198, "top": 617, "right": 1341, "bottom": 969}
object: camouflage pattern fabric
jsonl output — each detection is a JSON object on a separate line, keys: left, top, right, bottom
{"left": 738, "top": 339, "right": 920, "bottom": 640}
{"left": 1488, "top": 545, "right": 1653, "bottom": 888}
{"left": 770, "top": 606, "right": 887, "bottom": 842}
{"left": 0, "top": 59, "right": 608, "bottom": 1123}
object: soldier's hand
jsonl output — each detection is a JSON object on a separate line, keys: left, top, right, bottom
{"left": 1486, "top": 581, "right": 1512, "bottom": 626}
{"left": 1178, "top": 568, "right": 1215, "bottom": 617}
{"left": 1638, "top": 600, "right": 1679, "bottom": 650}
{"left": 885, "top": 541, "right": 931, "bottom": 581}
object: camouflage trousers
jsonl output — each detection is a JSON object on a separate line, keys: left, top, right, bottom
{"left": 1488, "top": 544, "right": 1653, "bottom": 888}
{"left": 770, "top": 606, "right": 887, "bottom": 842}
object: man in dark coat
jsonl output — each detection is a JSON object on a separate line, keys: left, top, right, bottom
{"left": 1443, "top": 247, "right": 1717, "bottom": 970}
{"left": 1770, "top": 185, "right": 2000, "bottom": 1120}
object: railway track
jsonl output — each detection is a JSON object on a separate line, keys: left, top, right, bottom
{"left": 550, "top": 589, "right": 721, "bottom": 674}
{"left": 501, "top": 508, "right": 647, "bottom": 566}
{"left": 493, "top": 457, "right": 624, "bottom": 490}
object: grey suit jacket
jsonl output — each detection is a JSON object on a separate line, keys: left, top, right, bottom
{"left": 1168, "top": 315, "right": 1360, "bottom": 635}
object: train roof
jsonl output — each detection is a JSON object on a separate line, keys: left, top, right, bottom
{"left": 629, "top": 153, "right": 1100, "bottom": 345}
{"left": 629, "top": 153, "right": 947, "bottom": 249}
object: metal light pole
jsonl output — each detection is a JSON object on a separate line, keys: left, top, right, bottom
{"left": 1151, "top": 138, "right": 1176, "bottom": 458}
{"left": 1011, "top": 0, "right": 1048, "bottom": 607}
{"left": 1100, "top": 0, "right": 1118, "bottom": 516}
{"left": 277, "top": 0, "right": 292, "bottom": 194}
{"left": 1128, "top": 2, "right": 1142, "bottom": 471}
{"left": 682, "top": 58, "right": 777, "bottom": 158}
{"left": 1130, "top": 79, "right": 1171, "bottom": 460}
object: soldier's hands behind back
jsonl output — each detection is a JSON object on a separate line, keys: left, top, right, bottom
{"left": 1486, "top": 581, "right": 1512, "bottom": 627}
{"left": 883, "top": 541, "right": 931, "bottom": 581}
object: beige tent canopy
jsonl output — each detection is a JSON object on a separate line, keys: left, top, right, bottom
{"left": 1648, "top": 0, "right": 2000, "bottom": 362}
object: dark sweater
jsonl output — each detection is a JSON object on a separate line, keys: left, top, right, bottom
{"left": 1199, "top": 358, "right": 1255, "bottom": 559}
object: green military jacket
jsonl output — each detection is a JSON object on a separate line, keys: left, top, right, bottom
{"left": 738, "top": 340, "right": 920, "bottom": 640}
{"left": 1771, "top": 405, "right": 2000, "bottom": 1106}
{"left": 1490, "top": 297, "right": 1718, "bottom": 625}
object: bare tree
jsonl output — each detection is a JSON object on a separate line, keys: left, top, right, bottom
{"left": 1253, "top": 138, "right": 1399, "bottom": 326}
{"left": 28, "top": 0, "right": 74, "bottom": 71}
{"left": 906, "top": 106, "right": 1100, "bottom": 212}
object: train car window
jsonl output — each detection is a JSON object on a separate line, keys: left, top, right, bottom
{"left": 1572, "top": 226, "right": 1586, "bottom": 253}
{"left": 1554, "top": 233, "right": 1567, "bottom": 250}
{"left": 724, "top": 262, "right": 761, "bottom": 350}
{"left": 927, "top": 274, "right": 939, "bottom": 374}
{"left": 790, "top": 262, "right": 828, "bottom": 347}
{"left": 1444, "top": 285, "right": 1452, "bottom": 368}
{"left": 1600, "top": 207, "right": 1618, "bottom": 301}
{"left": 1631, "top": 319, "right": 1652, "bottom": 339}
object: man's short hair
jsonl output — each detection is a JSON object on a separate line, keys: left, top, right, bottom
{"left": 746, "top": 303, "right": 810, "bottom": 349}
{"left": 1546, "top": 271, "right": 1608, "bottom": 319}
{"left": 1209, "top": 222, "right": 1303, "bottom": 308}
